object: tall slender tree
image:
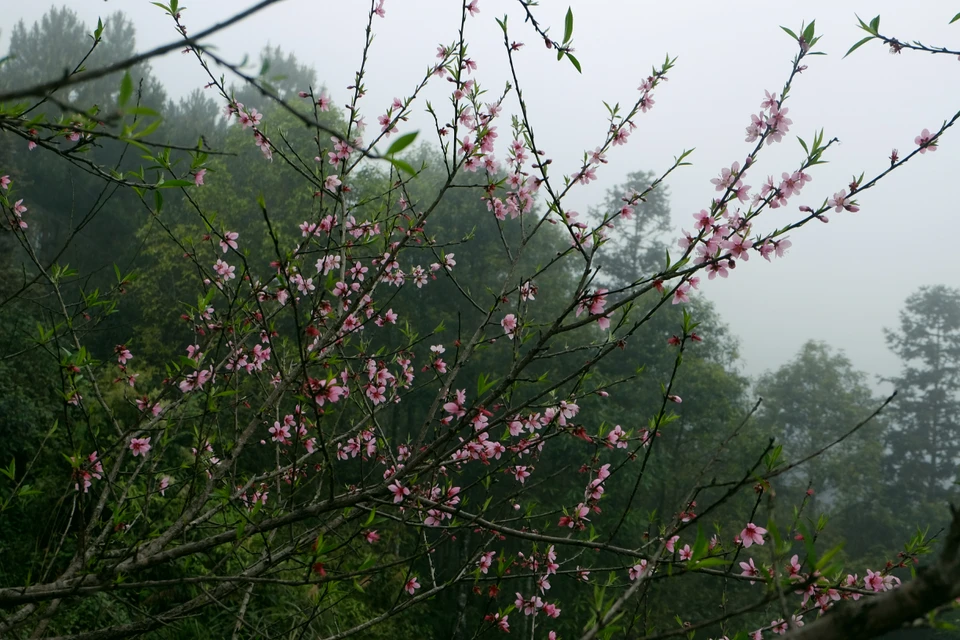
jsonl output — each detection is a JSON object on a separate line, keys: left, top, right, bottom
{"left": 885, "top": 285, "right": 960, "bottom": 501}
{"left": 590, "top": 169, "right": 672, "bottom": 291}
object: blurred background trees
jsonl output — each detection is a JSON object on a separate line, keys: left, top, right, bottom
{"left": 1, "top": 7, "right": 959, "bottom": 638}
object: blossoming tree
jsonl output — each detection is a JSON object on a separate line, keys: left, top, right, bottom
{"left": 1, "top": 2, "right": 959, "bottom": 639}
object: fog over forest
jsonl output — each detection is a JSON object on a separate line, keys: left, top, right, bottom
{"left": 6, "top": 0, "right": 959, "bottom": 387}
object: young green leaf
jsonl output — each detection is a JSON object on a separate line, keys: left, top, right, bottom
{"left": 157, "top": 179, "right": 195, "bottom": 188}
{"left": 563, "top": 7, "right": 574, "bottom": 44}
{"left": 845, "top": 36, "right": 875, "bottom": 57}
{"left": 119, "top": 71, "right": 133, "bottom": 107}
{"left": 388, "top": 157, "right": 416, "bottom": 176}
{"left": 781, "top": 26, "right": 798, "bottom": 40}
{"left": 386, "top": 131, "right": 418, "bottom": 156}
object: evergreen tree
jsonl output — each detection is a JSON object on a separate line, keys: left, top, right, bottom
{"left": 590, "top": 169, "right": 672, "bottom": 290}
{"left": 885, "top": 285, "right": 960, "bottom": 501}
{"left": 754, "top": 341, "right": 891, "bottom": 556}
{"left": 0, "top": 8, "right": 165, "bottom": 115}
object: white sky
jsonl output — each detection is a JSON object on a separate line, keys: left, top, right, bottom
{"left": 5, "top": 1, "right": 960, "bottom": 392}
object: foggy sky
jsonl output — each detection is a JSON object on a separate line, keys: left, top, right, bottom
{"left": 5, "top": 0, "right": 959, "bottom": 392}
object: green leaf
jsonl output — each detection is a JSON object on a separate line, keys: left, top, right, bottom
{"left": 690, "top": 557, "right": 727, "bottom": 569}
{"left": 802, "top": 20, "right": 816, "bottom": 44}
{"left": 951, "top": 12, "right": 960, "bottom": 24}
{"left": 0, "top": 458, "right": 15, "bottom": 481}
{"left": 157, "top": 179, "right": 194, "bottom": 188}
{"left": 563, "top": 7, "right": 574, "bottom": 44}
{"left": 93, "top": 18, "right": 104, "bottom": 41}
{"left": 566, "top": 53, "right": 582, "bottom": 73}
{"left": 386, "top": 131, "right": 418, "bottom": 155}
{"left": 118, "top": 71, "right": 133, "bottom": 107}
{"left": 125, "top": 106, "right": 160, "bottom": 117}
{"left": 477, "top": 372, "right": 498, "bottom": 396}
{"left": 781, "top": 26, "right": 798, "bottom": 40}
{"left": 815, "top": 542, "right": 844, "bottom": 571}
{"left": 844, "top": 36, "right": 875, "bottom": 58}
{"left": 388, "top": 157, "right": 416, "bottom": 176}
{"left": 690, "top": 525, "right": 708, "bottom": 562}
{"left": 133, "top": 118, "right": 163, "bottom": 140}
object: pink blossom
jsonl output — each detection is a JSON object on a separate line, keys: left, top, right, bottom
{"left": 512, "top": 466, "right": 531, "bottom": 483}
{"left": 213, "top": 259, "right": 236, "bottom": 280}
{"left": 665, "top": 535, "right": 679, "bottom": 553}
{"left": 740, "top": 522, "right": 767, "bottom": 548}
{"left": 865, "top": 569, "right": 900, "bottom": 592}
{"left": 0, "top": 175, "right": 9, "bottom": 190}
{"left": 220, "top": 231, "right": 239, "bottom": 253}
{"left": 179, "top": 368, "right": 213, "bottom": 393}
{"left": 502, "top": 313, "right": 518, "bottom": 339}
{"left": 787, "top": 554, "right": 802, "bottom": 577}
{"left": 238, "top": 107, "right": 262, "bottom": 129}
{"left": 760, "top": 90, "right": 778, "bottom": 110}
{"left": 765, "top": 107, "right": 792, "bottom": 144}
{"left": 739, "top": 557, "right": 760, "bottom": 584}
{"left": 404, "top": 576, "right": 420, "bottom": 594}
{"left": 827, "top": 189, "right": 859, "bottom": 213}
{"left": 710, "top": 162, "right": 740, "bottom": 192}
{"left": 193, "top": 168, "right": 206, "bottom": 186}
{"left": 628, "top": 560, "right": 649, "bottom": 581}
{"left": 115, "top": 345, "right": 133, "bottom": 365}
{"left": 845, "top": 574, "right": 862, "bottom": 600}
{"left": 915, "top": 128, "right": 938, "bottom": 153}
{"left": 269, "top": 421, "right": 291, "bottom": 444}
{"left": 388, "top": 481, "right": 410, "bottom": 503}
{"left": 478, "top": 550, "right": 496, "bottom": 574}
{"left": 515, "top": 592, "right": 543, "bottom": 616}
{"left": 129, "top": 437, "right": 152, "bottom": 457}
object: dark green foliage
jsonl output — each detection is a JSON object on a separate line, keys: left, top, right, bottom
{"left": 885, "top": 285, "right": 960, "bottom": 502}
{"left": 1, "top": 7, "right": 957, "bottom": 639}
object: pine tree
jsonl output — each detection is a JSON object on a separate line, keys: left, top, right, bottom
{"left": 885, "top": 285, "right": 960, "bottom": 501}
{"left": 590, "top": 169, "right": 671, "bottom": 290}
